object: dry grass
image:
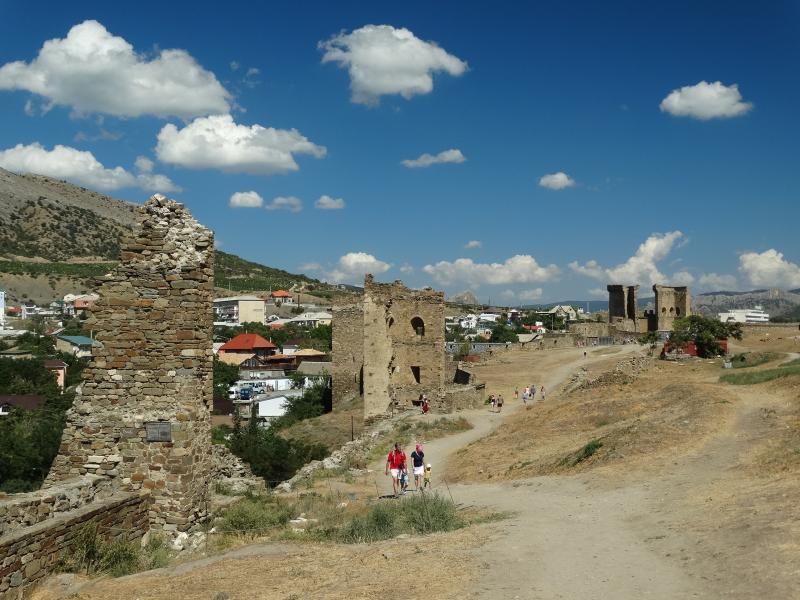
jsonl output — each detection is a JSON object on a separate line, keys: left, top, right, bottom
{"left": 448, "top": 360, "right": 732, "bottom": 483}
{"left": 280, "top": 394, "right": 365, "bottom": 450}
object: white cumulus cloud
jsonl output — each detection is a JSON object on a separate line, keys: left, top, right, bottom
{"left": 134, "top": 155, "right": 154, "bottom": 173}
{"left": 399, "top": 264, "right": 415, "bottom": 274}
{"left": 0, "top": 142, "right": 179, "bottom": 192}
{"left": 738, "top": 249, "right": 800, "bottom": 289}
{"left": 315, "top": 195, "right": 345, "bottom": 209}
{"left": 464, "top": 240, "right": 482, "bottom": 249}
{"left": 517, "top": 289, "right": 544, "bottom": 302}
{"left": 401, "top": 149, "right": 466, "bottom": 168}
{"left": 660, "top": 81, "right": 752, "bottom": 120}
{"left": 328, "top": 252, "right": 391, "bottom": 283}
{"left": 299, "top": 262, "right": 321, "bottom": 272}
{"left": 423, "top": 255, "right": 559, "bottom": 287}
{"left": 0, "top": 20, "right": 230, "bottom": 118}
{"left": 319, "top": 24, "right": 467, "bottom": 105}
{"left": 229, "top": 191, "right": 263, "bottom": 208}
{"left": 265, "top": 196, "right": 302, "bottom": 213}
{"left": 539, "top": 172, "right": 576, "bottom": 190}
{"left": 155, "top": 114, "right": 326, "bottom": 175}
{"left": 697, "top": 273, "right": 739, "bottom": 291}
{"left": 569, "top": 231, "right": 685, "bottom": 286}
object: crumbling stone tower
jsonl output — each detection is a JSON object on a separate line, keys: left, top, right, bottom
{"left": 45, "top": 195, "right": 214, "bottom": 532}
{"left": 607, "top": 284, "right": 640, "bottom": 332}
{"left": 333, "top": 275, "right": 447, "bottom": 420}
{"left": 653, "top": 284, "right": 691, "bottom": 331}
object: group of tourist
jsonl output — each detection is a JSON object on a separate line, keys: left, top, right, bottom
{"left": 385, "top": 442, "right": 432, "bottom": 497}
{"left": 492, "top": 384, "right": 546, "bottom": 411}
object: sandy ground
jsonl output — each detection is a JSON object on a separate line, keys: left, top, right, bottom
{"left": 35, "top": 342, "right": 800, "bottom": 599}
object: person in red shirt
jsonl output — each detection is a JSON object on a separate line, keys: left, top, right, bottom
{"left": 385, "top": 442, "right": 407, "bottom": 497}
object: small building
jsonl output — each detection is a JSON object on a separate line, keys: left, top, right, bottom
{"left": 0, "top": 394, "right": 44, "bottom": 416}
{"left": 294, "top": 348, "right": 328, "bottom": 363}
{"left": 289, "top": 311, "right": 332, "bottom": 328}
{"left": 44, "top": 359, "right": 68, "bottom": 391}
{"left": 218, "top": 333, "right": 277, "bottom": 361}
{"left": 55, "top": 335, "right": 102, "bottom": 358}
{"left": 547, "top": 305, "right": 578, "bottom": 321}
{"left": 269, "top": 290, "right": 295, "bottom": 305}
{"left": 213, "top": 295, "right": 266, "bottom": 326}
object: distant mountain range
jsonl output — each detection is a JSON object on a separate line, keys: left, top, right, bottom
{"left": 0, "top": 168, "right": 343, "bottom": 304}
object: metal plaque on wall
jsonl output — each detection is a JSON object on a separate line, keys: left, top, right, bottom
{"left": 145, "top": 421, "right": 172, "bottom": 442}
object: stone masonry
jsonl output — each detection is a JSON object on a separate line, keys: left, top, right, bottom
{"left": 333, "top": 275, "right": 463, "bottom": 420}
{"left": 653, "top": 284, "right": 691, "bottom": 331}
{"left": 44, "top": 195, "right": 214, "bottom": 533}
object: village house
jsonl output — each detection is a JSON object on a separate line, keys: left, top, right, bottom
{"left": 218, "top": 332, "right": 277, "bottom": 362}
{"left": 55, "top": 334, "right": 102, "bottom": 358}
{"left": 213, "top": 295, "right": 266, "bottom": 326}
{"left": 268, "top": 290, "right": 294, "bottom": 305}
{"left": 44, "top": 359, "right": 68, "bottom": 391}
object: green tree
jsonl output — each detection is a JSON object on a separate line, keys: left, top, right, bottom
{"left": 213, "top": 359, "right": 239, "bottom": 399}
{"left": 669, "top": 315, "right": 743, "bottom": 358}
{"left": 638, "top": 331, "right": 661, "bottom": 354}
{"left": 490, "top": 323, "right": 518, "bottom": 343}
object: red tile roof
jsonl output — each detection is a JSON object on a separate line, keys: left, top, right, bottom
{"left": 270, "top": 290, "right": 292, "bottom": 298}
{"left": 0, "top": 395, "right": 45, "bottom": 411}
{"left": 219, "top": 333, "right": 277, "bottom": 352}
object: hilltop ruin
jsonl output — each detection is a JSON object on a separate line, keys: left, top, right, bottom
{"left": 333, "top": 275, "right": 482, "bottom": 420}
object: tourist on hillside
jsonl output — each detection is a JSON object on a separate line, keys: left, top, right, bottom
{"left": 411, "top": 444, "right": 425, "bottom": 491}
{"left": 540, "top": 385, "right": 546, "bottom": 401}
{"left": 385, "top": 442, "right": 407, "bottom": 498}
{"left": 489, "top": 394, "right": 496, "bottom": 411}
{"left": 514, "top": 387, "right": 519, "bottom": 400}
{"left": 424, "top": 463, "right": 432, "bottom": 489}
{"left": 497, "top": 394, "right": 504, "bottom": 412}
{"left": 421, "top": 396, "right": 430, "bottom": 415}
{"left": 530, "top": 385, "right": 536, "bottom": 401}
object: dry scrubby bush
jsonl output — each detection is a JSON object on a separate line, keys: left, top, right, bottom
{"left": 337, "top": 494, "right": 465, "bottom": 543}
{"left": 62, "top": 524, "right": 170, "bottom": 577}
{"left": 212, "top": 491, "right": 465, "bottom": 544}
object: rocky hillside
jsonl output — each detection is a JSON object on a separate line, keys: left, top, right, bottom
{"left": 0, "top": 168, "right": 136, "bottom": 261}
{"left": 693, "top": 288, "right": 800, "bottom": 318}
{"left": 0, "top": 168, "right": 335, "bottom": 304}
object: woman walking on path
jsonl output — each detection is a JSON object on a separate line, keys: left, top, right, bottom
{"left": 540, "top": 385, "right": 546, "bottom": 402}
{"left": 385, "top": 442, "right": 407, "bottom": 498}
{"left": 411, "top": 444, "right": 425, "bottom": 491}
{"left": 514, "top": 387, "right": 519, "bottom": 400}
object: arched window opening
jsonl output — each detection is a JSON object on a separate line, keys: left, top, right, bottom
{"left": 669, "top": 307, "right": 674, "bottom": 314}
{"left": 675, "top": 307, "right": 681, "bottom": 316}
{"left": 661, "top": 307, "right": 667, "bottom": 314}
{"left": 411, "top": 317, "right": 425, "bottom": 336}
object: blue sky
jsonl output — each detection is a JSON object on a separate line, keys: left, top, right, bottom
{"left": 1, "top": 1, "right": 799, "bottom": 303}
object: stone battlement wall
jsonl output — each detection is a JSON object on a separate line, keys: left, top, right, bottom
{"left": 0, "top": 491, "right": 149, "bottom": 599}
{"left": 44, "top": 195, "right": 214, "bottom": 532}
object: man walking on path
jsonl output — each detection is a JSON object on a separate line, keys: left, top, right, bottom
{"left": 540, "top": 385, "right": 546, "bottom": 402}
{"left": 385, "top": 442, "right": 408, "bottom": 498}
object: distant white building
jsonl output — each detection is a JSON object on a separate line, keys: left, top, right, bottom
{"left": 547, "top": 305, "right": 578, "bottom": 321}
{"left": 459, "top": 314, "right": 478, "bottom": 329}
{"left": 213, "top": 296, "right": 265, "bottom": 325}
{"left": 718, "top": 306, "right": 770, "bottom": 324}
{"left": 479, "top": 313, "right": 500, "bottom": 324}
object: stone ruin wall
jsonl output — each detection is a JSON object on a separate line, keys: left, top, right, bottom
{"left": 331, "top": 300, "right": 364, "bottom": 405}
{"left": 607, "top": 283, "right": 692, "bottom": 333}
{"left": 44, "top": 195, "right": 214, "bottom": 533}
{"left": 362, "top": 276, "right": 446, "bottom": 420}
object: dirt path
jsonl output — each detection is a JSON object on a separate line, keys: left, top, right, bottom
{"left": 373, "top": 344, "right": 796, "bottom": 599}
